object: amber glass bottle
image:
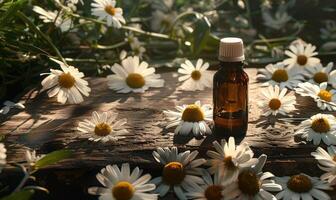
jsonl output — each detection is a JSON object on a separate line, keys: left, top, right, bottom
{"left": 213, "top": 38, "right": 248, "bottom": 139}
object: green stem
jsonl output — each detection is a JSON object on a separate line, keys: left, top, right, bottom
{"left": 94, "top": 41, "right": 127, "bottom": 49}
{"left": 319, "top": 51, "right": 336, "bottom": 56}
{"left": 170, "top": 11, "right": 200, "bottom": 28}
{"left": 46, "top": 9, "right": 61, "bottom": 35}
{"left": 244, "top": 0, "right": 254, "bottom": 29}
{"left": 69, "top": 13, "right": 173, "bottom": 40}
{"left": 13, "top": 164, "right": 30, "bottom": 192}
{"left": 16, "top": 11, "right": 66, "bottom": 64}
{"left": 121, "top": 25, "right": 171, "bottom": 40}
{"left": 258, "top": 34, "right": 273, "bottom": 49}
{"left": 63, "top": 57, "right": 117, "bottom": 64}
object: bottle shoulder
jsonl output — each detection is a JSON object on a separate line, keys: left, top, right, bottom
{"left": 214, "top": 68, "right": 249, "bottom": 82}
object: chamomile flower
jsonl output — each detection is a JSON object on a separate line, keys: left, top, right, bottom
{"left": 262, "top": 6, "right": 291, "bottom": 30}
{"left": 41, "top": 58, "right": 91, "bottom": 104}
{"left": 283, "top": 43, "right": 320, "bottom": 68}
{"left": 304, "top": 62, "right": 336, "bottom": 86}
{"left": 88, "top": 163, "right": 158, "bottom": 200}
{"left": 33, "top": 6, "right": 72, "bottom": 32}
{"left": 107, "top": 56, "right": 164, "bottom": 93}
{"left": 178, "top": 59, "right": 212, "bottom": 91}
{"left": 151, "top": 10, "right": 177, "bottom": 32}
{"left": 295, "top": 114, "right": 336, "bottom": 145}
{"left": 257, "top": 62, "right": 304, "bottom": 89}
{"left": 25, "top": 150, "right": 44, "bottom": 167}
{"left": 276, "top": 173, "right": 332, "bottom": 200}
{"left": 206, "top": 137, "right": 258, "bottom": 185}
{"left": 258, "top": 85, "right": 296, "bottom": 116}
{"left": 130, "top": 41, "right": 146, "bottom": 59}
{"left": 311, "top": 146, "right": 336, "bottom": 185}
{"left": 186, "top": 170, "right": 226, "bottom": 200}
{"left": 163, "top": 101, "right": 213, "bottom": 137}
{"left": 77, "top": 111, "right": 128, "bottom": 143}
{"left": 91, "top": 0, "right": 125, "bottom": 28}
{"left": 54, "top": 0, "right": 82, "bottom": 12}
{"left": 151, "top": 147, "right": 206, "bottom": 200}
{"left": 223, "top": 155, "right": 282, "bottom": 200}
{"left": 125, "top": 32, "right": 139, "bottom": 47}
{"left": 125, "top": 32, "right": 146, "bottom": 57}
{"left": 0, "top": 143, "right": 6, "bottom": 173}
{"left": 0, "top": 101, "right": 25, "bottom": 115}
{"left": 290, "top": 38, "right": 308, "bottom": 47}
{"left": 331, "top": 71, "right": 336, "bottom": 89}
{"left": 295, "top": 82, "right": 336, "bottom": 111}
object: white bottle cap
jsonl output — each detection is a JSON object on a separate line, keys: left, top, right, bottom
{"left": 218, "top": 37, "right": 245, "bottom": 62}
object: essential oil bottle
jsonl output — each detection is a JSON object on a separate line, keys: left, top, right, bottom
{"left": 213, "top": 37, "right": 249, "bottom": 139}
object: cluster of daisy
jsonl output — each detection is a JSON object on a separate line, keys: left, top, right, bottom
{"left": 33, "top": 0, "right": 124, "bottom": 31}
{"left": 32, "top": 0, "right": 83, "bottom": 32}
{"left": 88, "top": 137, "right": 333, "bottom": 200}
{"left": 33, "top": 0, "right": 146, "bottom": 57}
{"left": 257, "top": 41, "right": 336, "bottom": 115}
{"left": 256, "top": 40, "right": 336, "bottom": 147}
{"left": 39, "top": 55, "right": 213, "bottom": 139}
{"left": 41, "top": 55, "right": 212, "bottom": 104}
{"left": 105, "top": 56, "right": 212, "bottom": 94}
{"left": 38, "top": 55, "right": 212, "bottom": 141}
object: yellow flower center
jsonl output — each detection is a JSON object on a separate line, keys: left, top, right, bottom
{"left": 126, "top": 73, "right": 145, "bottom": 89}
{"left": 191, "top": 70, "right": 202, "bottom": 80}
{"left": 238, "top": 170, "right": 260, "bottom": 196}
{"left": 333, "top": 156, "right": 336, "bottom": 162}
{"left": 313, "top": 72, "right": 328, "bottom": 84}
{"left": 269, "top": 98, "right": 282, "bottom": 110}
{"left": 287, "top": 175, "right": 312, "bottom": 193}
{"left": 163, "top": 162, "right": 185, "bottom": 185}
{"left": 318, "top": 90, "right": 332, "bottom": 102}
{"left": 181, "top": 104, "right": 204, "bottom": 122}
{"left": 297, "top": 55, "right": 308, "bottom": 66}
{"left": 272, "top": 69, "right": 288, "bottom": 83}
{"left": 94, "top": 123, "right": 112, "bottom": 136}
{"left": 58, "top": 72, "right": 75, "bottom": 89}
{"left": 311, "top": 118, "right": 331, "bottom": 133}
{"left": 223, "top": 156, "right": 236, "bottom": 170}
{"left": 204, "top": 185, "right": 223, "bottom": 200}
{"left": 112, "top": 181, "right": 134, "bottom": 200}
{"left": 105, "top": 5, "right": 116, "bottom": 16}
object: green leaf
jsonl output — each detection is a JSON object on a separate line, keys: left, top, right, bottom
{"left": 35, "top": 150, "right": 72, "bottom": 169}
{"left": 1, "top": 190, "right": 34, "bottom": 200}
{"left": 0, "top": 0, "right": 27, "bottom": 27}
{"left": 203, "top": 33, "right": 220, "bottom": 52}
{"left": 192, "top": 16, "right": 211, "bottom": 55}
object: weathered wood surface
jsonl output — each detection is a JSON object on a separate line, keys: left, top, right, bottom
{"left": 1, "top": 68, "right": 336, "bottom": 199}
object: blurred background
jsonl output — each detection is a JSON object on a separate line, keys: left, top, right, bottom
{"left": 0, "top": 0, "right": 335, "bottom": 102}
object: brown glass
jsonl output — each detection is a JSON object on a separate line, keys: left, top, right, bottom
{"left": 213, "top": 61, "right": 249, "bottom": 139}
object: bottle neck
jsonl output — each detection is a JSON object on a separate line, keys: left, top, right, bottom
{"left": 219, "top": 61, "right": 245, "bottom": 70}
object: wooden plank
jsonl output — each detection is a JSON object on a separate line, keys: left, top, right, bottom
{"left": 0, "top": 68, "right": 335, "bottom": 199}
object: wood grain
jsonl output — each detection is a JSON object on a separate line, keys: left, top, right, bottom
{"left": 1, "top": 68, "right": 335, "bottom": 199}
